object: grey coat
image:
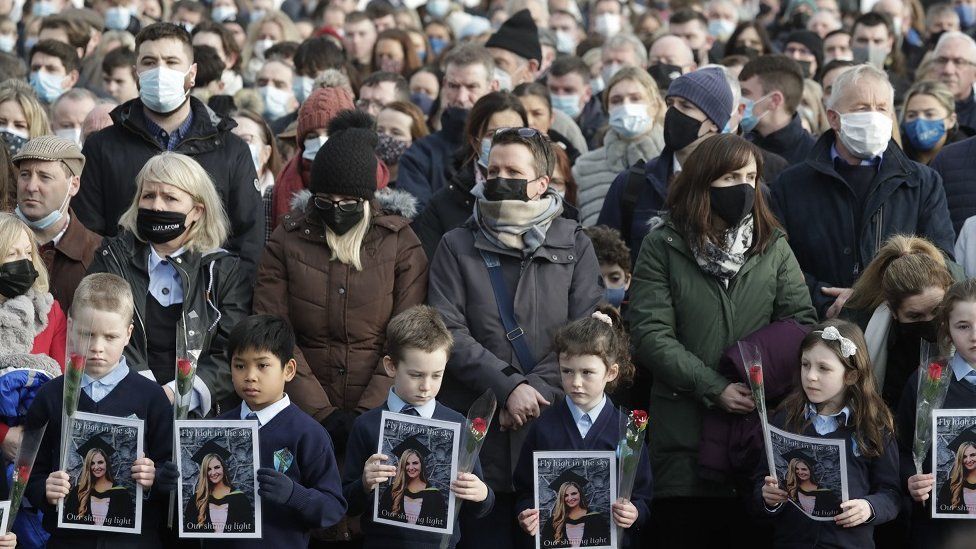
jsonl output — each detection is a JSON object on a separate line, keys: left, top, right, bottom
{"left": 427, "top": 216, "right": 603, "bottom": 491}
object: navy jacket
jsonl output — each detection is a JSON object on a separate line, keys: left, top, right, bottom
{"left": 746, "top": 114, "right": 815, "bottom": 166}
{"left": 598, "top": 147, "right": 788, "bottom": 266}
{"left": 342, "top": 401, "right": 494, "bottom": 549}
{"left": 930, "top": 134, "right": 976, "bottom": 235}
{"left": 956, "top": 91, "right": 976, "bottom": 134}
{"left": 24, "top": 370, "right": 173, "bottom": 547}
{"left": 896, "top": 368, "right": 976, "bottom": 549}
{"left": 513, "top": 398, "right": 653, "bottom": 549}
{"left": 208, "top": 403, "right": 346, "bottom": 548}
{"left": 396, "top": 108, "right": 468, "bottom": 210}
{"left": 753, "top": 410, "right": 901, "bottom": 548}
{"left": 771, "top": 131, "right": 955, "bottom": 317}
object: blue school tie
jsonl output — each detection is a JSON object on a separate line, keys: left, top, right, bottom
{"left": 246, "top": 412, "right": 260, "bottom": 426}
{"left": 578, "top": 413, "right": 593, "bottom": 438}
{"left": 966, "top": 372, "right": 976, "bottom": 386}
{"left": 400, "top": 405, "right": 420, "bottom": 416}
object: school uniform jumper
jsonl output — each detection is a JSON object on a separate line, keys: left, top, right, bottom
{"left": 23, "top": 361, "right": 173, "bottom": 549}
{"left": 513, "top": 397, "right": 653, "bottom": 549}
{"left": 342, "top": 396, "right": 495, "bottom": 549}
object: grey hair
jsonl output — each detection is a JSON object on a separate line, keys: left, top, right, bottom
{"left": 934, "top": 31, "right": 976, "bottom": 62}
{"left": 701, "top": 63, "right": 740, "bottom": 113}
{"left": 926, "top": 3, "right": 959, "bottom": 29}
{"left": 602, "top": 34, "right": 648, "bottom": 68}
{"left": 826, "top": 64, "right": 894, "bottom": 110}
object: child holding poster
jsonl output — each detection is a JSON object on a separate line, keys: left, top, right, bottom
{"left": 897, "top": 279, "right": 976, "bottom": 547}
{"left": 758, "top": 320, "right": 900, "bottom": 547}
{"left": 342, "top": 305, "right": 494, "bottom": 548}
{"left": 22, "top": 273, "right": 172, "bottom": 548}
{"left": 514, "top": 308, "right": 653, "bottom": 548}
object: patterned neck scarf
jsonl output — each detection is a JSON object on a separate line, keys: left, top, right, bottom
{"left": 474, "top": 191, "right": 564, "bottom": 253}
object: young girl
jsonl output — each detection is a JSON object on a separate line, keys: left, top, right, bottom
{"left": 513, "top": 308, "right": 653, "bottom": 548}
{"left": 759, "top": 320, "right": 900, "bottom": 548}
{"left": 899, "top": 279, "right": 976, "bottom": 547}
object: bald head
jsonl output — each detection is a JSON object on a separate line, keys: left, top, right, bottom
{"left": 82, "top": 103, "right": 116, "bottom": 143}
{"left": 648, "top": 35, "right": 697, "bottom": 72}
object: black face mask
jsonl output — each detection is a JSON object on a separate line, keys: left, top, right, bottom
{"left": 0, "top": 258, "right": 39, "bottom": 299}
{"left": 796, "top": 60, "right": 813, "bottom": 78}
{"left": 647, "top": 63, "right": 682, "bottom": 93}
{"left": 316, "top": 200, "right": 365, "bottom": 235}
{"left": 898, "top": 319, "right": 938, "bottom": 343}
{"left": 664, "top": 107, "right": 705, "bottom": 152}
{"left": 728, "top": 45, "right": 761, "bottom": 60}
{"left": 136, "top": 208, "right": 188, "bottom": 244}
{"left": 790, "top": 11, "right": 811, "bottom": 30}
{"left": 710, "top": 184, "right": 756, "bottom": 227}
{"left": 484, "top": 177, "right": 531, "bottom": 201}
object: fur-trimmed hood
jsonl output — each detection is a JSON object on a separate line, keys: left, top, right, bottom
{"left": 0, "top": 289, "right": 60, "bottom": 379}
{"left": 289, "top": 187, "right": 420, "bottom": 220}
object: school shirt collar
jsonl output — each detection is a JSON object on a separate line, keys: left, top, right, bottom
{"left": 566, "top": 395, "right": 607, "bottom": 425}
{"left": 240, "top": 394, "right": 291, "bottom": 427}
{"left": 81, "top": 356, "right": 130, "bottom": 403}
{"left": 148, "top": 245, "right": 186, "bottom": 270}
{"left": 804, "top": 402, "right": 852, "bottom": 435}
{"left": 951, "top": 353, "right": 976, "bottom": 381}
{"left": 386, "top": 387, "right": 436, "bottom": 419}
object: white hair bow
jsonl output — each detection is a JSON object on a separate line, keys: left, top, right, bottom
{"left": 818, "top": 326, "right": 857, "bottom": 358}
{"left": 591, "top": 311, "right": 614, "bottom": 327}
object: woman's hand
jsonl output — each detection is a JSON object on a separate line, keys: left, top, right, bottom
{"left": 131, "top": 455, "right": 155, "bottom": 488}
{"left": 46, "top": 470, "right": 70, "bottom": 505}
{"left": 2, "top": 426, "right": 23, "bottom": 462}
{"left": 362, "top": 453, "right": 396, "bottom": 493}
{"left": 0, "top": 532, "right": 16, "bottom": 548}
{"left": 517, "top": 508, "right": 540, "bottom": 535}
{"left": 451, "top": 472, "right": 488, "bottom": 502}
{"left": 835, "top": 499, "right": 872, "bottom": 528}
{"left": 611, "top": 498, "right": 638, "bottom": 528}
{"left": 761, "top": 476, "right": 787, "bottom": 507}
{"left": 718, "top": 383, "right": 755, "bottom": 414}
{"left": 907, "top": 473, "right": 935, "bottom": 502}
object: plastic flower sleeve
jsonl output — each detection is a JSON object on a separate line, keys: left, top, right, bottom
{"left": 8, "top": 423, "right": 46, "bottom": 532}
{"left": 913, "top": 342, "right": 952, "bottom": 476}
{"left": 61, "top": 316, "right": 92, "bottom": 469}
{"left": 739, "top": 341, "right": 776, "bottom": 480}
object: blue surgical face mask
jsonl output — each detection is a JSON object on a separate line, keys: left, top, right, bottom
{"left": 739, "top": 94, "right": 772, "bottom": 133}
{"left": 32, "top": 0, "right": 56, "bottom": 17}
{"left": 590, "top": 75, "right": 605, "bottom": 95}
{"left": 104, "top": 6, "right": 132, "bottom": 31}
{"left": 429, "top": 37, "right": 448, "bottom": 57}
{"left": 426, "top": 0, "right": 450, "bottom": 18}
{"left": 604, "top": 286, "right": 626, "bottom": 308}
{"left": 478, "top": 137, "right": 492, "bottom": 167}
{"left": 958, "top": 4, "right": 976, "bottom": 28}
{"left": 293, "top": 75, "right": 314, "bottom": 103}
{"left": 902, "top": 118, "right": 947, "bottom": 151}
{"left": 410, "top": 91, "right": 435, "bottom": 116}
{"left": 551, "top": 93, "right": 582, "bottom": 119}
{"left": 15, "top": 184, "right": 71, "bottom": 231}
{"left": 30, "top": 70, "right": 65, "bottom": 104}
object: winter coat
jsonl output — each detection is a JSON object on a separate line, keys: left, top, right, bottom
{"left": 252, "top": 189, "right": 428, "bottom": 423}
{"left": 628, "top": 219, "right": 816, "bottom": 498}
{"left": 88, "top": 231, "right": 252, "bottom": 415}
{"left": 396, "top": 107, "right": 467, "bottom": 210}
{"left": 550, "top": 108, "right": 589, "bottom": 157}
{"left": 771, "top": 131, "right": 955, "bottom": 317}
{"left": 45, "top": 211, "right": 103, "bottom": 311}
{"left": 931, "top": 133, "right": 976, "bottom": 235}
{"left": 572, "top": 125, "right": 665, "bottom": 226}
{"left": 74, "top": 97, "right": 265, "bottom": 266}
{"left": 427, "top": 216, "right": 603, "bottom": 490}
{"left": 745, "top": 113, "right": 815, "bottom": 166}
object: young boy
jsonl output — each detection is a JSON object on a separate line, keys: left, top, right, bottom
{"left": 25, "top": 273, "right": 171, "bottom": 548}
{"left": 209, "top": 314, "right": 346, "bottom": 548}
{"left": 342, "top": 305, "right": 494, "bottom": 548}
{"left": 583, "top": 225, "right": 632, "bottom": 310}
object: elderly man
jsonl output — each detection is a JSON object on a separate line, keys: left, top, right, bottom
{"left": 50, "top": 88, "right": 96, "bottom": 146}
{"left": 771, "top": 65, "right": 954, "bottom": 318}
{"left": 12, "top": 135, "right": 102, "bottom": 309}
{"left": 648, "top": 35, "right": 698, "bottom": 92}
{"left": 932, "top": 31, "right": 976, "bottom": 132}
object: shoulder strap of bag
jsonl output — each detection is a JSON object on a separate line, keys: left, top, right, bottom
{"left": 620, "top": 159, "right": 647, "bottom": 246}
{"left": 479, "top": 249, "right": 537, "bottom": 373}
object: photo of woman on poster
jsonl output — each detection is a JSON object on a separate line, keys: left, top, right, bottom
{"left": 184, "top": 439, "right": 254, "bottom": 534}
{"left": 63, "top": 435, "right": 134, "bottom": 527}
{"left": 540, "top": 471, "right": 610, "bottom": 548}
{"left": 378, "top": 435, "right": 447, "bottom": 526}
{"left": 937, "top": 428, "right": 976, "bottom": 515}
{"left": 782, "top": 449, "right": 840, "bottom": 518}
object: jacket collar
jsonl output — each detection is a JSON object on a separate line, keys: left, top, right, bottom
{"left": 55, "top": 210, "right": 99, "bottom": 262}
{"left": 467, "top": 215, "right": 578, "bottom": 259}
{"left": 804, "top": 130, "right": 915, "bottom": 187}
{"left": 646, "top": 148, "right": 675, "bottom": 202}
{"left": 750, "top": 113, "right": 806, "bottom": 153}
{"left": 656, "top": 217, "right": 785, "bottom": 276}
{"left": 112, "top": 96, "right": 234, "bottom": 147}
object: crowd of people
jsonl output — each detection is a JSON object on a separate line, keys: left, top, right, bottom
{"left": 0, "top": 0, "right": 975, "bottom": 547}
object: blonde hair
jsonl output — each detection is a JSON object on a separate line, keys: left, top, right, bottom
{"left": 551, "top": 481, "right": 588, "bottom": 543}
{"left": 194, "top": 453, "right": 229, "bottom": 525}
{"left": 847, "top": 235, "right": 953, "bottom": 312}
{"left": 242, "top": 13, "right": 300, "bottom": 68}
{"left": 784, "top": 457, "right": 815, "bottom": 500}
{"left": 0, "top": 81, "right": 51, "bottom": 138}
{"left": 901, "top": 80, "right": 957, "bottom": 125}
{"left": 801, "top": 79, "right": 829, "bottom": 136}
{"left": 118, "top": 152, "right": 230, "bottom": 253}
{"left": 0, "top": 213, "right": 48, "bottom": 293}
{"left": 949, "top": 441, "right": 976, "bottom": 509}
{"left": 390, "top": 448, "right": 427, "bottom": 516}
{"left": 71, "top": 273, "right": 135, "bottom": 324}
{"left": 76, "top": 448, "right": 114, "bottom": 518}
{"left": 324, "top": 201, "right": 371, "bottom": 271}
{"left": 603, "top": 66, "right": 666, "bottom": 126}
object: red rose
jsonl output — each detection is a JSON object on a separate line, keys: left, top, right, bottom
{"left": 68, "top": 353, "right": 86, "bottom": 373}
{"left": 177, "top": 358, "right": 193, "bottom": 378}
{"left": 631, "top": 410, "right": 648, "bottom": 430}
{"left": 15, "top": 465, "right": 29, "bottom": 484}
{"left": 471, "top": 417, "right": 487, "bottom": 436}
{"left": 928, "top": 362, "right": 943, "bottom": 383}
{"left": 749, "top": 364, "right": 763, "bottom": 386}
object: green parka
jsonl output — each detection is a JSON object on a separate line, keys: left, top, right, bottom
{"left": 628, "top": 220, "right": 816, "bottom": 499}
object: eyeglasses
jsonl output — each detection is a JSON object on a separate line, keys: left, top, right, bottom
{"left": 312, "top": 195, "right": 364, "bottom": 212}
{"left": 934, "top": 56, "right": 976, "bottom": 68}
{"left": 494, "top": 127, "right": 543, "bottom": 139}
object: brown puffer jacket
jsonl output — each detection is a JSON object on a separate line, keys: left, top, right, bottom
{"left": 253, "top": 188, "right": 428, "bottom": 422}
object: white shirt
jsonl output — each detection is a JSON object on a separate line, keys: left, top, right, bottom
{"left": 386, "top": 387, "right": 436, "bottom": 419}
{"left": 566, "top": 395, "right": 606, "bottom": 438}
{"left": 240, "top": 394, "right": 291, "bottom": 427}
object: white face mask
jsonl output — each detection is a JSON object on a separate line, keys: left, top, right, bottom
{"left": 837, "top": 111, "right": 892, "bottom": 159}
{"left": 249, "top": 142, "right": 264, "bottom": 174}
{"left": 293, "top": 75, "right": 314, "bottom": 103}
{"left": 601, "top": 62, "right": 623, "bottom": 85}
{"left": 0, "top": 34, "right": 15, "bottom": 53}
{"left": 211, "top": 5, "right": 237, "bottom": 22}
{"left": 138, "top": 66, "right": 189, "bottom": 114}
{"left": 253, "top": 38, "right": 276, "bottom": 60}
{"left": 609, "top": 103, "right": 652, "bottom": 139}
{"left": 260, "top": 85, "right": 294, "bottom": 119}
{"left": 555, "top": 30, "right": 577, "bottom": 54}
{"left": 302, "top": 135, "right": 327, "bottom": 160}
{"left": 494, "top": 68, "right": 512, "bottom": 92}
{"left": 593, "top": 13, "right": 622, "bottom": 37}
{"left": 55, "top": 127, "right": 82, "bottom": 146}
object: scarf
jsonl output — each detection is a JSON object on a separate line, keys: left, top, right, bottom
{"left": 692, "top": 215, "right": 753, "bottom": 283}
{"left": 474, "top": 192, "right": 564, "bottom": 253}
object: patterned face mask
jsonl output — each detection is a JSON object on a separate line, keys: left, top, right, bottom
{"left": 376, "top": 133, "right": 409, "bottom": 166}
